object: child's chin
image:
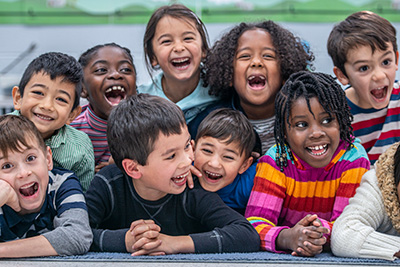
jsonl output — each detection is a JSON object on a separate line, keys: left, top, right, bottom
{"left": 199, "top": 180, "right": 220, "bottom": 192}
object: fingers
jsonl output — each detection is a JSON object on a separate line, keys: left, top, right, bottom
{"left": 297, "top": 214, "right": 318, "bottom": 226}
{"left": 133, "top": 238, "right": 162, "bottom": 252}
{"left": 6, "top": 189, "right": 21, "bottom": 212}
{"left": 303, "top": 227, "right": 329, "bottom": 240}
{"left": 189, "top": 165, "right": 202, "bottom": 189}
{"left": 294, "top": 241, "right": 323, "bottom": 257}
{"left": 130, "top": 219, "right": 159, "bottom": 232}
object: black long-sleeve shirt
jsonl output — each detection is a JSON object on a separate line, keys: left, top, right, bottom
{"left": 85, "top": 164, "right": 260, "bottom": 253}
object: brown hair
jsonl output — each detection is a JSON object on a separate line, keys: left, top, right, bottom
{"left": 143, "top": 4, "right": 209, "bottom": 77}
{"left": 327, "top": 11, "right": 398, "bottom": 77}
{"left": 0, "top": 115, "right": 46, "bottom": 158}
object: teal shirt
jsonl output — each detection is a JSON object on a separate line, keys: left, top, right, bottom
{"left": 138, "top": 72, "right": 219, "bottom": 123}
{"left": 10, "top": 110, "right": 95, "bottom": 192}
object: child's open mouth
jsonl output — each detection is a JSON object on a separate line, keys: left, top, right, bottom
{"left": 171, "top": 58, "right": 191, "bottom": 70}
{"left": 306, "top": 144, "right": 328, "bottom": 156}
{"left": 248, "top": 75, "right": 266, "bottom": 90}
{"left": 34, "top": 113, "right": 53, "bottom": 121}
{"left": 370, "top": 86, "right": 388, "bottom": 100}
{"left": 205, "top": 170, "right": 222, "bottom": 181}
{"left": 105, "top": 86, "right": 126, "bottom": 106}
{"left": 19, "top": 181, "right": 39, "bottom": 197}
{"left": 171, "top": 171, "right": 190, "bottom": 186}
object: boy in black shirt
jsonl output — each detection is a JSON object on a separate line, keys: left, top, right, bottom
{"left": 85, "top": 94, "right": 260, "bottom": 255}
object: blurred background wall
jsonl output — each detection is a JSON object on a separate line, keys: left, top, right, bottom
{"left": 1, "top": 0, "right": 399, "bottom": 108}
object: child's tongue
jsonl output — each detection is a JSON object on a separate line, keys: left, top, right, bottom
{"left": 371, "top": 87, "right": 386, "bottom": 99}
{"left": 107, "top": 95, "right": 123, "bottom": 105}
{"left": 20, "top": 182, "right": 37, "bottom": 197}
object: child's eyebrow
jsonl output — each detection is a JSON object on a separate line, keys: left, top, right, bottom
{"left": 91, "top": 60, "right": 108, "bottom": 67}
{"left": 236, "top": 47, "right": 276, "bottom": 54}
{"left": 58, "top": 89, "right": 72, "bottom": 100}
{"left": 161, "top": 136, "right": 191, "bottom": 156}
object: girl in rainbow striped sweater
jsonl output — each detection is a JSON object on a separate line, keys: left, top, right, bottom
{"left": 245, "top": 71, "right": 370, "bottom": 257}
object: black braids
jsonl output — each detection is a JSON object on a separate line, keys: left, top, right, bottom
{"left": 274, "top": 71, "right": 355, "bottom": 172}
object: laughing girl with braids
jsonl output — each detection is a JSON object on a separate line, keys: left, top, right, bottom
{"left": 245, "top": 71, "right": 370, "bottom": 257}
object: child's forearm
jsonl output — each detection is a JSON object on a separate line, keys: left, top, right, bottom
{"left": 0, "top": 235, "right": 57, "bottom": 258}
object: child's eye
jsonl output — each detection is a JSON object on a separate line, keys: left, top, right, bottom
{"left": 1, "top": 163, "right": 13, "bottom": 170}
{"left": 382, "top": 59, "right": 391, "bottom": 66}
{"left": 32, "top": 90, "right": 44, "bottom": 96}
{"left": 120, "top": 68, "right": 133, "bottom": 73}
{"left": 322, "top": 117, "right": 334, "bottom": 124}
{"left": 359, "top": 65, "right": 369, "bottom": 72}
{"left": 263, "top": 53, "right": 275, "bottom": 59}
{"left": 94, "top": 68, "right": 107, "bottom": 74}
{"left": 184, "top": 36, "right": 194, "bottom": 41}
{"left": 27, "top": 155, "right": 37, "bottom": 162}
{"left": 223, "top": 155, "right": 235, "bottom": 160}
{"left": 56, "top": 97, "right": 69, "bottom": 104}
{"left": 295, "top": 121, "right": 307, "bottom": 128}
{"left": 201, "top": 148, "right": 212, "bottom": 154}
{"left": 237, "top": 54, "right": 250, "bottom": 60}
{"left": 166, "top": 153, "right": 175, "bottom": 160}
{"left": 160, "top": 39, "right": 171, "bottom": 45}
{"left": 184, "top": 142, "right": 191, "bottom": 150}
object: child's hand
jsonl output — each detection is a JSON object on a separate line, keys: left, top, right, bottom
{"left": 132, "top": 234, "right": 194, "bottom": 256}
{"left": 125, "top": 219, "right": 162, "bottom": 254}
{"left": 0, "top": 179, "right": 21, "bottom": 212}
{"left": 187, "top": 165, "right": 202, "bottom": 189}
{"left": 291, "top": 214, "right": 329, "bottom": 257}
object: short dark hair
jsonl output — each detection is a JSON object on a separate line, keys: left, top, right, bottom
{"left": 143, "top": 4, "right": 209, "bottom": 79}
{"left": 274, "top": 71, "right": 354, "bottom": 171}
{"left": 196, "top": 108, "right": 255, "bottom": 158}
{"left": 18, "top": 52, "right": 83, "bottom": 111}
{"left": 79, "top": 42, "right": 136, "bottom": 76}
{"left": 204, "top": 20, "right": 314, "bottom": 99}
{"left": 327, "top": 11, "right": 398, "bottom": 77}
{"left": 0, "top": 115, "right": 46, "bottom": 158}
{"left": 107, "top": 94, "right": 187, "bottom": 170}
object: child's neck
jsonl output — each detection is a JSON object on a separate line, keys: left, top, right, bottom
{"left": 132, "top": 178, "right": 168, "bottom": 201}
{"left": 240, "top": 101, "right": 275, "bottom": 120}
{"left": 161, "top": 74, "right": 200, "bottom": 103}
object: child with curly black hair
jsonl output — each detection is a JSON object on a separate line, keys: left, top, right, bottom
{"left": 189, "top": 20, "right": 314, "bottom": 155}
{"left": 245, "top": 71, "right": 370, "bottom": 257}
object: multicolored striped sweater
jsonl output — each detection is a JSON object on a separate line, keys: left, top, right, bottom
{"left": 70, "top": 104, "right": 111, "bottom": 165}
{"left": 245, "top": 139, "right": 370, "bottom": 253}
{"left": 348, "top": 81, "right": 400, "bottom": 165}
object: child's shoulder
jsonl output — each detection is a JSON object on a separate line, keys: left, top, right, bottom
{"left": 341, "top": 138, "right": 369, "bottom": 162}
{"left": 137, "top": 72, "right": 163, "bottom": 95}
{"left": 61, "top": 124, "right": 92, "bottom": 146}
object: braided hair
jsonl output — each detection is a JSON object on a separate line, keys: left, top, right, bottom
{"left": 274, "top": 71, "right": 354, "bottom": 171}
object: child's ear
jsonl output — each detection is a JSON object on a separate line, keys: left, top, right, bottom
{"left": 151, "top": 57, "right": 159, "bottom": 67}
{"left": 238, "top": 156, "right": 254, "bottom": 175}
{"left": 46, "top": 146, "right": 53, "bottom": 171}
{"left": 12, "top": 86, "right": 22, "bottom": 110}
{"left": 191, "top": 139, "right": 196, "bottom": 152}
{"left": 333, "top": 66, "right": 349, "bottom": 86}
{"left": 81, "top": 84, "right": 89, "bottom": 99}
{"left": 66, "top": 105, "right": 82, "bottom": 125}
{"left": 122, "top": 159, "right": 142, "bottom": 179}
{"left": 395, "top": 51, "right": 399, "bottom": 68}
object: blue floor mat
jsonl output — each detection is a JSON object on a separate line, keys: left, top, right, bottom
{"left": 10, "top": 252, "right": 400, "bottom": 265}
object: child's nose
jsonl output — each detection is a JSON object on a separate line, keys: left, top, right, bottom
{"left": 309, "top": 127, "right": 325, "bottom": 138}
{"left": 173, "top": 41, "right": 185, "bottom": 53}
{"left": 108, "top": 69, "right": 123, "bottom": 80}
{"left": 372, "top": 67, "right": 386, "bottom": 81}
{"left": 251, "top": 55, "right": 264, "bottom": 68}
{"left": 208, "top": 155, "right": 221, "bottom": 168}
{"left": 16, "top": 167, "right": 32, "bottom": 179}
{"left": 39, "top": 96, "right": 54, "bottom": 111}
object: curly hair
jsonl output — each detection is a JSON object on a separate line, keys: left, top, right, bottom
{"left": 274, "top": 71, "right": 354, "bottom": 171}
{"left": 203, "top": 20, "right": 314, "bottom": 99}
